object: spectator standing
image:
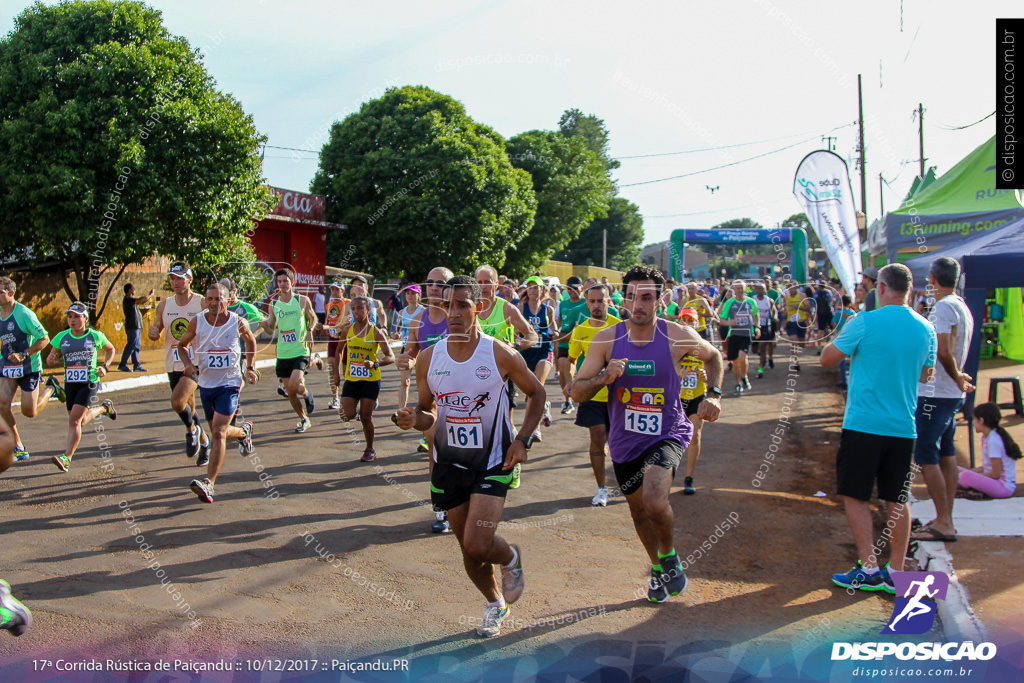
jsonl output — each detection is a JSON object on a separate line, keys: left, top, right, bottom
{"left": 821, "top": 263, "right": 937, "bottom": 592}
{"left": 117, "top": 283, "right": 153, "bottom": 372}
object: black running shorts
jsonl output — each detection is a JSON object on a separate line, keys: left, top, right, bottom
{"left": 612, "top": 439, "right": 683, "bottom": 496}
{"left": 835, "top": 428, "right": 915, "bottom": 503}
{"left": 276, "top": 356, "right": 310, "bottom": 379}
{"left": 430, "top": 461, "right": 513, "bottom": 512}
{"left": 574, "top": 400, "right": 609, "bottom": 429}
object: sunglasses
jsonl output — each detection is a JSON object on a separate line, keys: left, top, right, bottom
{"left": 424, "top": 279, "right": 449, "bottom": 286}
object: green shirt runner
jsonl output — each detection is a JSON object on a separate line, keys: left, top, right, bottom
{"left": 1, "top": 302, "right": 48, "bottom": 377}
{"left": 52, "top": 328, "right": 111, "bottom": 384}
{"left": 272, "top": 296, "right": 308, "bottom": 359}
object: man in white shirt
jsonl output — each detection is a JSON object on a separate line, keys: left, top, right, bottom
{"left": 910, "top": 257, "right": 976, "bottom": 543}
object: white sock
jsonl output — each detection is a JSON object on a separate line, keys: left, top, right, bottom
{"left": 488, "top": 597, "right": 506, "bottom": 609}
{"left": 504, "top": 546, "right": 519, "bottom": 570}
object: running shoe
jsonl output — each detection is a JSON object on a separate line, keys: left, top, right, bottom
{"left": 45, "top": 375, "right": 65, "bottom": 403}
{"left": 185, "top": 424, "right": 200, "bottom": 459}
{"left": 51, "top": 454, "right": 71, "bottom": 473}
{"left": 134, "top": 366, "right": 147, "bottom": 372}
{"left": 734, "top": 384, "right": 743, "bottom": 395}
{"left": 312, "top": 353, "right": 324, "bottom": 371}
{"left": 277, "top": 382, "right": 288, "bottom": 398}
{"left": 683, "top": 476, "right": 695, "bottom": 495}
{"left": 541, "top": 401, "right": 552, "bottom": 427}
{"left": 196, "top": 436, "right": 210, "bottom": 467}
{"left": 560, "top": 399, "right": 574, "bottom": 415}
{"left": 476, "top": 604, "right": 510, "bottom": 638}
{"left": 502, "top": 544, "right": 525, "bottom": 604}
{"left": 360, "top": 448, "right": 376, "bottom": 462}
{"left": 591, "top": 487, "right": 608, "bottom": 507}
{"left": 13, "top": 445, "right": 29, "bottom": 462}
{"left": 877, "top": 564, "right": 896, "bottom": 595}
{"left": 116, "top": 365, "right": 131, "bottom": 373}
{"left": 647, "top": 568, "right": 669, "bottom": 603}
{"left": 757, "top": 367, "right": 764, "bottom": 379}
{"left": 532, "top": 430, "right": 542, "bottom": 443}
{"left": 793, "top": 363, "right": 800, "bottom": 372}
{"left": 189, "top": 477, "right": 215, "bottom": 503}
{"left": 831, "top": 563, "right": 888, "bottom": 592}
{"left": 237, "top": 420, "right": 255, "bottom": 456}
{"left": 742, "top": 377, "right": 752, "bottom": 391}
{"left": 768, "top": 359, "right": 774, "bottom": 369}
{"left": 660, "top": 553, "right": 688, "bottom": 595}
{"left": 295, "top": 417, "right": 312, "bottom": 433}
{"left": 510, "top": 462, "right": 521, "bottom": 489}
{"left": 102, "top": 398, "right": 117, "bottom": 421}
{"left": 417, "top": 438, "right": 429, "bottom": 453}
{"left": 0, "top": 580, "right": 32, "bottom": 637}
{"left": 431, "top": 510, "right": 451, "bottom": 534}
{"left": 304, "top": 389, "right": 315, "bottom": 414}
{"left": 328, "top": 397, "right": 340, "bottom": 410}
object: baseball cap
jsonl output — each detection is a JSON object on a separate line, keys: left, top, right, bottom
{"left": 566, "top": 276, "right": 583, "bottom": 288}
{"left": 863, "top": 267, "right": 878, "bottom": 282}
{"left": 168, "top": 263, "right": 192, "bottom": 279}
{"left": 401, "top": 284, "right": 422, "bottom": 294}
{"left": 524, "top": 276, "right": 544, "bottom": 287}
{"left": 351, "top": 275, "right": 367, "bottom": 285}
{"left": 65, "top": 301, "right": 89, "bottom": 316}
{"left": 329, "top": 281, "right": 344, "bottom": 291}
{"left": 679, "top": 308, "right": 699, "bottom": 321}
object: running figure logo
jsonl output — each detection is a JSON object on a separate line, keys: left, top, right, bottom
{"left": 468, "top": 392, "right": 489, "bottom": 416}
{"left": 882, "top": 571, "right": 949, "bottom": 635}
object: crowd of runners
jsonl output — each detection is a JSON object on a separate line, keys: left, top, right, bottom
{"left": 0, "top": 256, "right": 1009, "bottom": 640}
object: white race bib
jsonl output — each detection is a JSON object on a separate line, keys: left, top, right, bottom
{"left": 682, "top": 371, "right": 699, "bottom": 390}
{"left": 65, "top": 365, "right": 89, "bottom": 383}
{"left": 348, "top": 363, "right": 372, "bottom": 379}
{"left": 735, "top": 314, "right": 751, "bottom": 327}
{"left": 171, "top": 346, "right": 194, "bottom": 363}
{"left": 446, "top": 416, "right": 482, "bottom": 449}
{"left": 206, "top": 350, "right": 234, "bottom": 369}
{"left": 624, "top": 405, "right": 662, "bottom": 435}
{"left": 2, "top": 364, "right": 24, "bottom": 379}
{"left": 281, "top": 330, "right": 299, "bottom": 344}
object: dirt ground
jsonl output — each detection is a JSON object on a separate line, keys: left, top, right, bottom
{"left": 0, "top": 342, "right": 1006, "bottom": 680}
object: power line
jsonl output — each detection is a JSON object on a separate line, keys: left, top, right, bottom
{"left": 934, "top": 111, "right": 995, "bottom": 131}
{"left": 619, "top": 124, "right": 855, "bottom": 188}
{"left": 617, "top": 131, "right": 822, "bottom": 159}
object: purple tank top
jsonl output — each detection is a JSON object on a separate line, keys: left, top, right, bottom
{"left": 607, "top": 319, "right": 692, "bottom": 463}
{"left": 417, "top": 310, "right": 449, "bottom": 349}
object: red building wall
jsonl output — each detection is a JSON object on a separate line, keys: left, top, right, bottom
{"left": 250, "top": 187, "right": 331, "bottom": 295}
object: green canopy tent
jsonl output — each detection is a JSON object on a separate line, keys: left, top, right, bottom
{"left": 884, "top": 136, "right": 1024, "bottom": 263}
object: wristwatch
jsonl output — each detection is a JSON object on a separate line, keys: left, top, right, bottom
{"left": 516, "top": 434, "right": 534, "bottom": 450}
{"left": 707, "top": 386, "right": 723, "bottom": 398}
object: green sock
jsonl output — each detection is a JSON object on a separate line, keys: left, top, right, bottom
{"left": 658, "top": 549, "right": 676, "bottom": 560}
{"left": 652, "top": 563, "right": 662, "bottom": 572}
{"left": 0, "top": 607, "right": 12, "bottom": 628}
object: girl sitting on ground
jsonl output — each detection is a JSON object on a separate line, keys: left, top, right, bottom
{"left": 960, "top": 402, "right": 1021, "bottom": 499}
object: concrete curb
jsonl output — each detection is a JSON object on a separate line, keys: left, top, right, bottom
{"left": 912, "top": 541, "right": 989, "bottom": 642}
{"left": 95, "top": 358, "right": 279, "bottom": 395}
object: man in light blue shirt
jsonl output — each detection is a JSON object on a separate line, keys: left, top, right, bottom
{"left": 821, "top": 263, "right": 936, "bottom": 594}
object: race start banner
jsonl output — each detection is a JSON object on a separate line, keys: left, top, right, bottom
{"left": 793, "top": 150, "right": 862, "bottom": 294}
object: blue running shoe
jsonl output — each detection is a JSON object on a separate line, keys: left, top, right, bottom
{"left": 660, "top": 553, "right": 689, "bottom": 596}
{"left": 13, "top": 445, "right": 29, "bottom": 462}
{"left": 877, "top": 564, "right": 896, "bottom": 595}
{"left": 831, "top": 563, "right": 888, "bottom": 592}
{"left": 45, "top": 376, "right": 65, "bottom": 403}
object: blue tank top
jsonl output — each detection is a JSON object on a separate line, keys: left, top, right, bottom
{"left": 606, "top": 319, "right": 692, "bottom": 463}
{"left": 522, "top": 300, "right": 551, "bottom": 344}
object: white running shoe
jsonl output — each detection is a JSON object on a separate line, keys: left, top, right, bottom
{"left": 591, "top": 487, "right": 608, "bottom": 507}
{"left": 295, "top": 417, "right": 312, "bottom": 433}
{"left": 476, "top": 604, "right": 510, "bottom": 638}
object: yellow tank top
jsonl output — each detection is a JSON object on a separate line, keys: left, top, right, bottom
{"left": 684, "top": 298, "right": 707, "bottom": 330}
{"left": 344, "top": 323, "right": 381, "bottom": 382}
{"left": 679, "top": 355, "right": 706, "bottom": 400}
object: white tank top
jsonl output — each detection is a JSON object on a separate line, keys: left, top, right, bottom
{"left": 195, "top": 311, "right": 243, "bottom": 389}
{"left": 428, "top": 334, "right": 511, "bottom": 471}
{"left": 163, "top": 293, "right": 203, "bottom": 372}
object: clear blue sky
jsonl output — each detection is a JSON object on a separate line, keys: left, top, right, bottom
{"left": 2, "top": 1, "right": 1014, "bottom": 246}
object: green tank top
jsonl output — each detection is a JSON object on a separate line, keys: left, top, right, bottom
{"left": 272, "top": 295, "right": 308, "bottom": 359}
{"left": 480, "top": 298, "right": 513, "bottom": 343}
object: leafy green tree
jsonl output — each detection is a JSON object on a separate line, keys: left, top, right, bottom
{"left": 557, "top": 197, "right": 643, "bottom": 270}
{"left": 0, "top": 0, "right": 274, "bottom": 323}
{"left": 780, "top": 212, "right": 822, "bottom": 251}
{"left": 501, "top": 131, "right": 611, "bottom": 277}
{"left": 312, "top": 86, "right": 535, "bottom": 282}
{"left": 558, "top": 108, "right": 620, "bottom": 175}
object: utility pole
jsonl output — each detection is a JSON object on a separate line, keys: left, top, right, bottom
{"left": 858, "top": 74, "right": 867, "bottom": 225}
{"left": 879, "top": 173, "right": 885, "bottom": 216}
{"left": 822, "top": 136, "right": 837, "bottom": 151}
{"left": 602, "top": 229, "right": 607, "bottom": 269}
{"left": 917, "top": 102, "right": 926, "bottom": 179}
